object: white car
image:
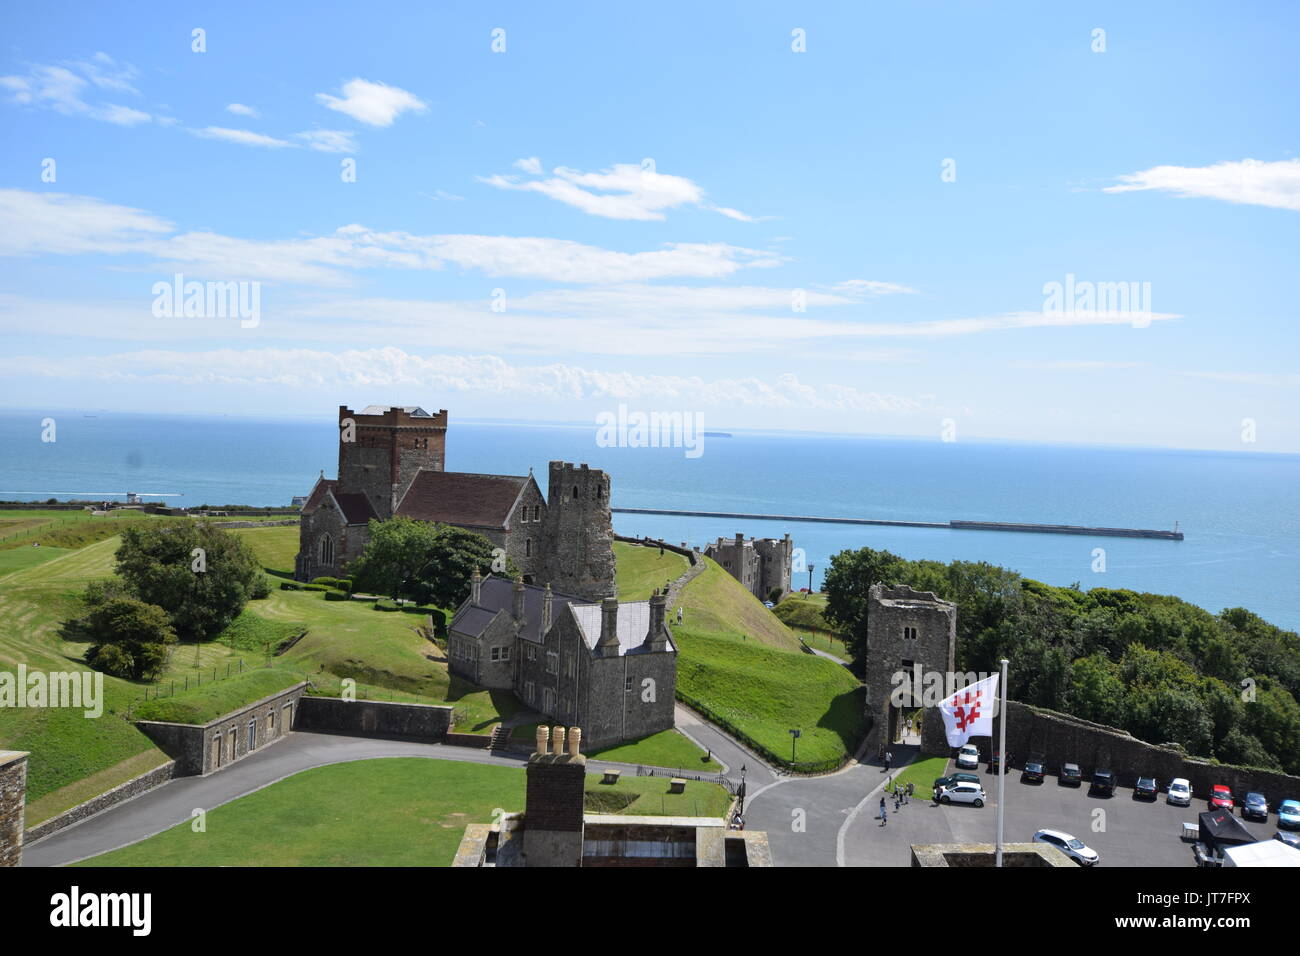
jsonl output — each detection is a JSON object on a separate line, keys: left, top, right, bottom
{"left": 955, "top": 744, "right": 980, "bottom": 770}
{"left": 1167, "top": 778, "right": 1192, "bottom": 806}
{"left": 1033, "top": 828, "right": 1100, "bottom": 866}
{"left": 939, "top": 781, "right": 986, "bottom": 807}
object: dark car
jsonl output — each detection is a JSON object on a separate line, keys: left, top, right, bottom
{"left": 1274, "top": 830, "right": 1300, "bottom": 849}
{"left": 991, "top": 751, "right": 1009, "bottom": 774}
{"left": 933, "top": 772, "right": 981, "bottom": 791}
{"left": 1134, "top": 776, "right": 1159, "bottom": 800}
{"left": 1090, "top": 769, "right": 1117, "bottom": 796}
{"left": 1059, "top": 763, "right": 1082, "bottom": 786}
{"left": 1242, "top": 792, "right": 1269, "bottom": 821}
{"left": 1022, "top": 758, "right": 1046, "bottom": 784}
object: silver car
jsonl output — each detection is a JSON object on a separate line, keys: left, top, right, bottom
{"left": 1167, "top": 777, "right": 1192, "bottom": 806}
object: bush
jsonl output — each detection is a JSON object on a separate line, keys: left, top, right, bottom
{"left": 324, "top": 589, "right": 349, "bottom": 602}
{"left": 77, "top": 596, "right": 177, "bottom": 680}
{"left": 250, "top": 574, "right": 271, "bottom": 600}
{"left": 311, "top": 576, "right": 352, "bottom": 593}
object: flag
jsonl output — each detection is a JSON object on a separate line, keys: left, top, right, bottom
{"left": 938, "top": 673, "right": 998, "bottom": 747}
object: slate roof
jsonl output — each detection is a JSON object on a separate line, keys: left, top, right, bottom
{"left": 333, "top": 492, "right": 377, "bottom": 526}
{"left": 395, "top": 471, "right": 529, "bottom": 531}
{"left": 569, "top": 602, "right": 675, "bottom": 656}
{"left": 359, "top": 405, "right": 433, "bottom": 417}
{"left": 450, "top": 576, "right": 585, "bottom": 645}
{"left": 300, "top": 478, "right": 336, "bottom": 515}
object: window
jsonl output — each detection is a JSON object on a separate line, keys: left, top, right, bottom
{"left": 565, "top": 656, "right": 575, "bottom": 678}
{"left": 527, "top": 646, "right": 536, "bottom": 662}
{"left": 490, "top": 645, "right": 510, "bottom": 663}
{"left": 573, "top": 486, "right": 579, "bottom": 499}
{"left": 543, "top": 688, "right": 555, "bottom": 712}
{"left": 624, "top": 676, "right": 633, "bottom": 693}
{"left": 519, "top": 507, "right": 528, "bottom": 523}
{"left": 533, "top": 505, "right": 541, "bottom": 521}
{"left": 546, "top": 652, "right": 558, "bottom": 674}
{"left": 318, "top": 533, "right": 334, "bottom": 566}
{"left": 247, "top": 719, "right": 257, "bottom": 751}
{"left": 903, "top": 626, "right": 918, "bottom": 641}
{"left": 525, "top": 681, "right": 535, "bottom": 703}
{"left": 525, "top": 538, "right": 532, "bottom": 557}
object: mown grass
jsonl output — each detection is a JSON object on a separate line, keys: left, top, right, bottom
{"left": 670, "top": 555, "right": 800, "bottom": 651}
{"left": 584, "top": 771, "right": 730, "bottom": 818}
{"left": 508, "top": 723, "right": 721, "bottom": 771}
{"left": 673, "top": 626, "right": 865, "bottom": 773}
{"left": 612, "top": 540, "right": 690, "bottom": 600}
{"left": 132, "top": 668, "right": 307, "bottom": 724}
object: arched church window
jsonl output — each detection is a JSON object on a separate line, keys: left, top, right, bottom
{"left": 319, "top": 534, "right": 334, "bottom": 566}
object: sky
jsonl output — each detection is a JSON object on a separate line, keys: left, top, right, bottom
{"left": 1, "top": 1, "right": 1297, "bottom": 451}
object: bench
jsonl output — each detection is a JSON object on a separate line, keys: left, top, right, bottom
{"left": 601, "top": 769, "right": 621, "bottom": 785}
{"left": 669, "top": 777, "right": 686, "bottom": 794}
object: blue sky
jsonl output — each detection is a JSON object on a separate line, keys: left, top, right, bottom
{"left": 1, "top": 0, "right": 1297, "bottom": 451}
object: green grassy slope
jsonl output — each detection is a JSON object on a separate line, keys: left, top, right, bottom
{"left": 612, "top": 540, "right": 690, "bottom": 600}
{"left": 670, "top": 555, "right": 801, "bottom": 651}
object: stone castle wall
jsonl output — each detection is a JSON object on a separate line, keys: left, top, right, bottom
{"left": 294, "top": 695, "right": 452, "bottom": 741}
{"left": 0, "top": 752, "right": 28, "bottom": 867}
{"left": 541, "top": 461, "right": 616, "bottom": 601}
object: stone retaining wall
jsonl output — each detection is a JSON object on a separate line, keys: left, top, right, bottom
{"left": 294, "top": 695, "right": 452, "bottom": 741}
{"left": 24, "top": 759, "right": 176, "bottom": 844}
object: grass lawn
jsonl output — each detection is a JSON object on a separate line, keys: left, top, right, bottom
{"left": 76, "top": 757, "right": 731, "bottom": 866}
{"left": 232, "top": 524, "right": 300, "bottom": 576}
{"left": 584, "top": 771, "right": 730, "bottom": 818}
{"left": 612, "top": 540, "right": 689, "bottom": 600}
{"left": 670, "top": 555, "right": 800, "bottom": 651}
{"left": 132, "top": 668, "right": 307, "bottom": 724}
{"left": 508, "top": 724, "right": 722, "bottom": 772}
{"left": 884, "top": 755, "right": 951, "bottom": 798}
{"left": 76, "top": 758, "right": 527, "bottom": 867}
{"left": 773, "top": 592, "right": 832, "bottom": 632}
{"left": 798, "top": 630, "right": 851, "bottom": 663}
{"left": 673, "top": 626, "right": 865, "bottom": 773}
{"left": 0, "top": 544, "right": 73, "bottom": 577}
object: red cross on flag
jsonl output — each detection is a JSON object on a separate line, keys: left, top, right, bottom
{"left": 938, "top": 673, "right": 999, "bottom": 747}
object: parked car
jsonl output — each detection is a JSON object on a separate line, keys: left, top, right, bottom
{"left": 1278, "top": 800, "right": 1300, "bottom": 829}
{"left": 939, "top": 781, "right": 986, "bottom": 807}
{"left": 1167, "top": 778, "right": 1192, "bottom": 806}
{"left": 1089, "top": 769, "right": 1117, "bottom": 796}
{"left": 1242, "top": 792, "right": 1270, "bottom": 821}
{"left": 991, "top": 751, "right": 1008, "bottom": 773}
{"left": 956, "top": 744, "right": 980, "bottom": 770}
{"left": 1274, "top": 830, "right": 1300, "bottom": 848}
{"left": 1059, "top": 763, "right": 1082, "bottom": 786}
{"left": 1022, "top": 757, "right": 1045, "bottom": 783}
{"left": 933, "top": 772, "right": 981, "bottom": 791}
{"left": 1210, "top": 785, "right": 1234, "bottom": 811}
{"left": 763, "top": 601, "right": 775, "bottom": 609}
{"left": 1033, "top": 828, "right": 1100, "bottom": 866}
{"left": 1134, "top": 776, "right": 1159, "bottom": 800}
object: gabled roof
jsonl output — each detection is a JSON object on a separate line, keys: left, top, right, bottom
{"left": 568, "top": 602, "right": 675, "bottom": 656}
{"left": 396, "top": 471, "right": 533, "bottom": 531}
{"left": 449, "top": 576, "right": 585, "bottom": 644}
{"left": 333, "top": 492, "right": 377, "bottom": 526}
{"left": 300, "top": 477, "right": 336, "bottom": 515}
{"left": 359, "top": 404, "right": 433, "bottom": 417}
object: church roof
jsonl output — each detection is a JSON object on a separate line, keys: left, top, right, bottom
{"left": 300, "top": 478, "right": 336, "bottom": 515}
{"left": 333, "top": 492, "right": 377, "bottom": 526}
{"left": 395, "top": 471, "right": 531, "bottom": 531}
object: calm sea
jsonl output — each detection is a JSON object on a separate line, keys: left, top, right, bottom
{"left": 2, "top": 410, "right": 1297, "bottom": 632}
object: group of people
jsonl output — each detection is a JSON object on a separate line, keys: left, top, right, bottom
{"left": 878, "top": 779, "right": 915, "bottom": 826}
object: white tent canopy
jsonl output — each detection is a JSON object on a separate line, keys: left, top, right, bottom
{"left": 1222, "top": 840, "right": 1300, "bottom": 867}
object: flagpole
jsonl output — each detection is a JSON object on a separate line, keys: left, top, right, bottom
{"left": 996, "top": 657, "right": 1008, "bottom": 868}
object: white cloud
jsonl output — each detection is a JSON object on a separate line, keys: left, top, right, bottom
{"left": 0, "top": 55, "right": 150, "bottom": 125}
{"left": 226, "top": 103, "right": 259, "bottom": 117}
{"left": 481, "top": 161, "right": 763, "bottom": 223}
{"left": 422, "top": 189, "right": 465, "bottom": 202}
{"left": 1105, "top": 159, "right": 1300, "bottom": 212}
{"left": 828, "top": 279, "right": 918, "bottom": 297}
{"left": 296, "top": 129, "right": 357, "bottom": 153}
{"left": 0, "top": 190, "right": 171, "bottom": 257}
{"left": 0, "top": 346, "right": 928, "bottom": 414}
{"left": 194, "top": 126, "right": 295, "bottom": 148}
{"left": 315, "top": 78, "right": 427, "bottom": 127}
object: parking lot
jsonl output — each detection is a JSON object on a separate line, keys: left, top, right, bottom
{"left": 841, "top": 761, "right": 1292, "bottom": 867}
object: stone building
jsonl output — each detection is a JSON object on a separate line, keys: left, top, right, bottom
{"left": 295, "top": 405, "right": 616, "bottom": 602}
{"left": 704, "top": 532, "right": 793, "bottom": 602}
{"left": 862, "top": 583, "right": 956, "bottom": 757}
{"left": 0, "top": 751, "right": 28, "bottom": 867}
{"left": 447, "top": 572, "right": 677, "bottom": 748}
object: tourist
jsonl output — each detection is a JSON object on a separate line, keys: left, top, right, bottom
{"left": 884, "top": 750, "right": 892, "bottom": 771}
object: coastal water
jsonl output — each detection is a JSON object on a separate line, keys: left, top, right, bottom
{"left": 2, "top": 410, "right": 1297, "bottom": 631}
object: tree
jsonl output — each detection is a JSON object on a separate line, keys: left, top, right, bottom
{"left": 350, "top": 518, "right": 510, "bottom": 608}
{"left": 114, "top": 520, "right": 262, "bottom": 641}
{"left": 78, "top": 596, "right": 177, "bottom": 680}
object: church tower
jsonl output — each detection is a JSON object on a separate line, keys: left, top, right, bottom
{"left": 336, "top": 404, "right": 447, "bottom": 518}
{"left": 540, "top": 461, "right": 617, "bottom": 601}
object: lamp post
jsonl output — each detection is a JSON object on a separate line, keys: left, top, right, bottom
{"left": 789, "top": 728, "right": 801, "bottom": 764}
{"left": 807, "top": 564, "right": 815, "bottom": 594}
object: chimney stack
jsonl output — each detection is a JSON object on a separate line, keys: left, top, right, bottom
{"left": 644, "top": 589, "right": 668, "bottom": 651}
{"left": 551, "top": 725, "right": 566, "bottom": 756}
{"left": 542, "top": 583, "right": 553, "bottom": 632}
{"left": 568, "top": 726, "right": 582, "bottom": 757}
{"left": 534, "top": 725, "right": 550, "bottom": 756}
{"left": 598, "top": 597, "right": 620, "bottom": 654}
{"left": 512, "top": 576, "right": 525, "bottom": 622}
{"left": 471, "top": 569, "right": 482, "bottom": 605}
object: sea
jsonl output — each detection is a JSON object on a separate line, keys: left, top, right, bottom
{"left": 2, "top": 410, "right": 1297, "bottom": 632}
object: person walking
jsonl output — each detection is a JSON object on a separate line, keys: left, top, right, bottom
{"left": 884, "top": 750, "right": 892, "bottom": 772}
{"left": 880, "top": 802, "right": 888, "bottom": 828}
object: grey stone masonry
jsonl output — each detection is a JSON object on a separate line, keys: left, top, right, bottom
{"left": 863, "top": 583, "right": 956, "bottom": 757}
{"left": 136, "top": 681, "right": 307, "bottom": 776}
{"left": 704, "top": 532, "right": 793, "bottom": 602}
{"left": 0, "top": 751, "right": 28, "bottom": 867}
{"left": 541, "top": 461, "right": 617, "bottom": 601}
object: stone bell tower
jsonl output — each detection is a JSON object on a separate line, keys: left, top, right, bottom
{"left": 540, "top": 461, "right": 616, "bottom": 601}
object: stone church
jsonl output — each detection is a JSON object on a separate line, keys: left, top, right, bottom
{"left": 294, "top": 404, "right": 617, "bottom": 602}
